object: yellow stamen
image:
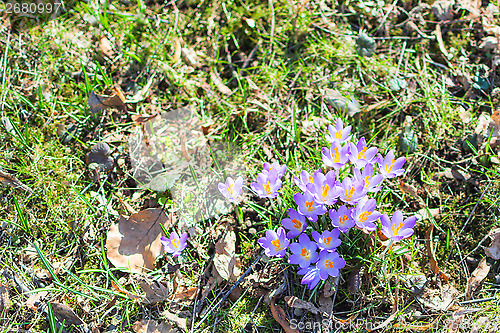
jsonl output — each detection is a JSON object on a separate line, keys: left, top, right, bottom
{"left": 359, "top": 211, "right": 372, "bottom": 222}
{"left": 324, "top": 237, "right": 331, "bottom": 245}
{"left": 358, "top": 146, "right": 368, "bottom": 159}
{"left": 226, "top": 183, "right": 235, "bottom": 195}
{"left": 331, "top": 147, "right": 340, "bottom": 163}
{"left": 262, "top": 181, "right": 271, "bottom": 195}
{"left": 171, "top": 238, "right": 179, "bottom": 248}
{"left": 345, "top": 187, "right": 355, "bottom": 201}
{"left": 307, "top": 176, "right": 313, "bottom": 183}
{"left": 321, "top": 184, "right": 330, "bottom": 199}
{"left": 339, "top": 215, "right": 349, "bottom": 225}
{"left": 292, "top": 218, "right": 302, "bottom": 230}
{"left": 336, "top": 130, "right": 342, "bottom": 139}
{"left": 392, "top": 222, "right": 405, "bottom": 236}
{"left": 364, "top": 175, "right": 371, "bottom": 187}
{"left": 325, "top": 259, "right": 334, "bottom": 268}
{"left": 300, "top": 248, "right": 310, "bottom": 259}
{"left": 386, "top": 159, "right": 396, "bottom": 173}
{"left": 271, "top": 239, "right": 281, "bottom": 250}
{"left": 305, "top": 201, "right": 314, "bottom": 212}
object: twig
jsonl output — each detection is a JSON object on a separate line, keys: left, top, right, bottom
{"left": 459, "top": 297, "right": 497, "bottom": 305}
{"left": 193, "top": 250, "right": 265, "bottom": 330}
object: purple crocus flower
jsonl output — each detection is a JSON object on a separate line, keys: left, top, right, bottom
{"left": 379, "top": 151, "right": 406, "bottom": 178}
{"left": 312, "top": 229, "right": 341, "bottom": 252}
{"left": 353, "top": 164, "right": 384, "bottom": 192}
{"left": 380, "top": 210, "right": 416, "bottom": 242}
{"left": 322, "top": 141, "right": 350, "bottom": 169}
{"left": 263, "top": 161, "right": 287, "bottom": 178}
{"left": 316, "top": 250, "right": 346, "bottom": 280}
{"left": 218, "top": 176, "right": 243, "bottom": 203}
{"left": 250, "top": 168, "right": 282, "bottom": 198}
{"left": 325, "top": 118, "right": 351, "bottom": 144}
{"left": 294, "top": 191, "right": 327, "bottom": 222}
{"left": 348, "top": 137, "right": 378, "bottom": 169}
{"left": 288, "top": 234, "right": 319, "bottom": 268}
{"left": 161, "top": 232, "right": 187, "bottom": 257}
{"left": 281, "top": 208, "right": 307, "bottom": 239}
{"left": 293, "top": 169, "right": 321, "bottom": 192}
{"left": 338, "top": 177, "right": 367, "bottom": 205}
{"left": 258, "top": 227, "right": 290, "bottom": 257}
{"left": 306, "top": 170, "right": 340, "bottom": 205}
{"left": 351, "top": 198, "right": 381, "bottom": 232}
{"left": 329, "top": 205, "right": 355, "bottom": 233}
{"left": 298, "top": 265, "right": 321, "bottom": 290}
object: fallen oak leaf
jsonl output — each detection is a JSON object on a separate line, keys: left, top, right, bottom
{"left": 466, "top": 257, "right": 490, "bottom": 300}
{"left": 106, "top": 208, "right": 170, "bottom": 273}
{"left": 425, "top": 224, "right": 449, "bottom": 282}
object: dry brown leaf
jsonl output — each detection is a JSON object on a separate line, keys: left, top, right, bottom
{"left": 88, "top": 86, "right": 126, "bottom": 114}
{"left": 131, "top": 113, "right": 160, "bottom": 125}
{"left": 416, "top": 283, "right": 458, "bottom": 312}
{"left": 270, "top": 296, "right": 299, "bottom": 333}
{"left": 50, "top": 302, "right": 85, "bottom": 326}
{"left": 0, "top": 170, "right": 33, "bottom": 193}
{"left": 137, "top": 276, "right": 169, "bottom": 304}
{"left": 99, "top": 36, "right": 115, "bottom": 58}
{"left": 110, "top": 280, "right": 143, "bottom": 301}
{"left": 106, "top": 209, "right": 169, "bottom": 273}
{"left": 26, "top": 291, "right": 48, "bottom": 310}
{"left": 162, "top": 309, "right": 188, "bottom": 330}
{"left": 214, "top": 228, "right": 241, "bottom": 281}
{"left": 484, "top": 228, "right": 500, "bottom": 260}
{"left": 132, "top": 320, "right": 172, "bottom": 333}
{"left": 210, "top": 72, "right": 232, "bottom": 96}
{"left": 466, "top": 257, "right": 490, "bottom": 300}
{"left": 425, "top": 224, "right": 449, "bottom": 282}
{"left": 173, "top": 287, "right": 197, "bottom": 301}
{"left": 479, "top": 36, "right": 499, "bottom": 52}
{"left": 285, "top": 296, "right": 320, "bottom": 314}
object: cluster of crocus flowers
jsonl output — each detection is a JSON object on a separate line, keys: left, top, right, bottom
{"left": 252, "top": 118, "right": 416, "bottom": 290}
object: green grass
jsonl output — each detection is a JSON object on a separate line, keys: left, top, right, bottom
{"left": 0, "top": 0, "right": 499, "bottom": 332}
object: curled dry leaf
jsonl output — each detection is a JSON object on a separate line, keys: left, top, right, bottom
{"left": 270, "top": 296, "right": 299, "bottom": 333}
{"left": 285, "top": 296, "right": 320, "bottom": 315}
{"left": 162, "top": 309, "right": 189, "bottom": 330}
{"left": 132, "top": 320, "right": 172, "bottom": 333}
{"left": 86, "top": 142, "right": 114, "bottom": 175}
{"left": 484, "top": 228, "right": 500, "bottom": 260}
{"left": 88, "top": 86, "right": 126, "bottom": 114}
{"left": 0, "top": 169, "right": 33, "bottom": 193}
{"left": 106, "top": 209, "right": 169, "bottom": 274}
{"left": 432, "top": 0, "right": 454, "bottom": 21}
{"left": 425, "top": 224, "right": 449, "bottom": 282}
{"left": 466, "top": 257, "right": 490, "bottom": 300}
